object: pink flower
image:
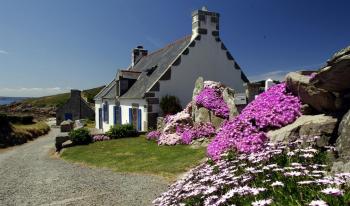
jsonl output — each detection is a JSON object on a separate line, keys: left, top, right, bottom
{"left": 207, "top": 83, "right": 301, "bottom": 159}
{"left": 309, "top": 200, "right": 328, "bottom": 206}
{"left": 146, "top": 130, "right": 161, "bottom": 140}
{"left": 321, "top": 187, "right": 344, "bottom": 196}
{"left": 252, "top": 199, "right": 273, "bottom": 206}
{"left": 195, "top": 86, "right": 229, "bottom": 119}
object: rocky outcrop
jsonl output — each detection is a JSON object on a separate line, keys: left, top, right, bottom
{"left": 194, "top": 107, "right": 225, "bottom": 129}
{"left": 191, "top": 77, "right": 235, "bottom": 127}
{"left": 194, "top": 107, "right": 210, "bottom": 123}
{"left": 60, "top": 120, "right": 74, "bottom": 133}
{"left": 267, "top": 114, "right": 337, "bottom": 145}
{"left": 300, "top": 104, "right": 315, "bottom": 115}
{"left": 157, "top": 117, "right": 165, "bottom": 131}
{"left": 336, "top": 109, "right": 350, "bottom": 159}
{"left": 222, "top": 87, "right": 239, "bottom": 119}
{"left": 311, "top": 46, "right": 350, "bottom": 92}
{"left": 286, "top": 72, "right": 342, "bottom": 112}
{"left": 192, "top": 77, "right": 204, "bottom": 101}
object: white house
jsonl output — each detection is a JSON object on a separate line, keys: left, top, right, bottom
{"left": 94, "top": 7, "right": 249, "bottom": 132}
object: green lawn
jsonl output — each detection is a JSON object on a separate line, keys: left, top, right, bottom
{"left": 61, "top": 136, "right": 206, "bottom": 180}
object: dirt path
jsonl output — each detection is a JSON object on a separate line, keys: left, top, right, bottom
{"left": 0, "top": 124, "right": 167, "bottom": 206}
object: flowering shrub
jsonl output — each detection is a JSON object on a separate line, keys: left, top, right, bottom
{"left": 146, "top": 130, "right": 161, "bottom": 140}
{"left": 153, "top": 137, "right": 350, "bottom": 206}
{"left": 180, "top": 122, "right": 216, "bottom": 144}
{"left": 158, "top": 133, "right": 182, "bottom": 145}
{"left": 92, "top": 135, "right": 110, "bottom": 142}
{"left": 208, "top": 83, "right": 301, "bottom": 159}
{"left": 157, "top": 103, "right": 193, "bottom": 145}
{"left": 195, "top": 87, "right": 229, "bottom": 119}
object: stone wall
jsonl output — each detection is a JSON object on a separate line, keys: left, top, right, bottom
{"left": 56, "top": 90, "right": 95, "bottom": 125}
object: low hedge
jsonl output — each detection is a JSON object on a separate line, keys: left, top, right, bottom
{"left": 106, "top": 124, "right": 139, "bottom": 139}
{"left": 69, "top": 128, "right": 92, "bottom": 145}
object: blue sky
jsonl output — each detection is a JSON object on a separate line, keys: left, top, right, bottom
{"left": 0, "top": 0, "right": 349, "bottom": 97}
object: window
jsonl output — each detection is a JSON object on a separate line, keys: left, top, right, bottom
{"left": 103, "top": 102, "right": 109, "bottom": 123}
{"left": 114, "top": 106, "right": 122, "bottom": 125}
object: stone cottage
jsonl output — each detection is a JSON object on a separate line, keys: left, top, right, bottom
{"left": 56, "top": 90, "right": 95, "bottom": 125}
{"left": 94, "top": 7, "right": 249, "bottom": 132}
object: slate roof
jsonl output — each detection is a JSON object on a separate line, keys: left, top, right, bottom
{"left": 120, "top": 35, "right": 192, "bottom": 99}
{"left": 94, "top": 35, "right": 192, "bottom": 101}
{"left": 94, "top": 79, "right": 116, "bottom": 100}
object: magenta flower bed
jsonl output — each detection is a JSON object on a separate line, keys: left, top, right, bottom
{"left": 147, "top": 130, "right": 161, "bottom": 140}
{"left": 92, "top": 135, "right": 110, "bottom": 142}
{"left": 180, "top": 122, "right": 216, "bottom": 144}
{"left": 207, "top": 83, "right": 301, "bottom": 160}
{"left": 195, "top": 87, "right": 229, "bottom": 119}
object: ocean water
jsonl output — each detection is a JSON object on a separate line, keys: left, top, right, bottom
{"left": 0, "top": 98, "right": 26, "bottom": 105}
{"left": 0, "top": 99, "right": 15, "bottom": 105}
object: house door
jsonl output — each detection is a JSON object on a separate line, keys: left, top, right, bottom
{"left": 64, "top": 113, "right": 73, "bottom": 121}
{"left": 98, "top": 108, "right": 103, "bottom": 129}
{"left": 129, "top": 108, "right": 142, "bottom": 131}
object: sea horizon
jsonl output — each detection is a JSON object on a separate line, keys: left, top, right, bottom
{"left": 0, "top": 97, "right": 28, "bottom": 105}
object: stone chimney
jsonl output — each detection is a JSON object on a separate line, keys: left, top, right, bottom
{"left": 191, "top": 6, "right": 220, "bottom": 38}
{"left": 132, "top": 46, "right": 148, "bottom": 67}
{"left": 71, "top": 89, "right": 81, "bottom": 99}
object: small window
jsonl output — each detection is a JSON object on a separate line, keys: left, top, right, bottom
{"left": 146, "top": 65, "right": 157, "bottom": 76}
{"left": 103, "top": 102, "right": 109, "bottom": 123}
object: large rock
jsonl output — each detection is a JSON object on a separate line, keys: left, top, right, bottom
{"left": 336, "top": 109, "right": 350, "bottom": 159}
{"left": 55, "top": 132, "right": 70, "bottom": 151}
{"left": 192, "top": 77, "right": 204, "bottom": 101}
{"left": 210, "top": 112, "right": 225, "bottom": 128}
{"left": 268, "top": 114, "right": 337, "bottom": 145}
{"left": 194, "top": 107, "right": 225, "bottom": 128}
{"left": 60, "top": 120, "right": 74, "bottom": 133}
{"left": 286, "top": 72, "right": 342, "bottom": 112}
{"left": 328, "top": 45, "right": 350, "bottom": 65}
{"left": 311, "top": 46, "right": 350, "bottom": 92}
{"left": 157, "top": 117, "right": 165, "bottom": 131}
{"left": 192, "top": 77, "right": 204, "bottom": 121}
{"left": 223, "top": 87, "right": 239, "bottom": 119}
{"left": 194, "top": 107, "right": 211, "bottom": 123}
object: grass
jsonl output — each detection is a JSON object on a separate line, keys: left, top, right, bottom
{"left": 22, "top": 86, "right": 104, "bottom": 108}
{"left": 0, "top": 121, "right": 50, "bottom": 148}
{"left": 12, "top": 121, "right": 50, "bottom": 140}
{"left": 61, "top": 136, "right": 206, "bottom": 180}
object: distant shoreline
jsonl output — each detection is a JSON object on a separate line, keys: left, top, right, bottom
{"left": 0, "top": 97, "right": 28, "bottom": 105}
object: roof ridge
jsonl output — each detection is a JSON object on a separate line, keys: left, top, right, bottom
{"left": 145, "top": 34, "right": 191, "bottom": 58}
{"left": 120, "top": 70, "right": 142, "bottom": 73}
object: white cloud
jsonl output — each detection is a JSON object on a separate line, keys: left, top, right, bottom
{"left": 248, "top": 62, "right": 325, "bottom": 82}
{"left": 0, "top": 49, "right": 9, "bottom": 54}
{"left": 0, "top": 87, "right": 71, "bottom": 97}
{"left": 248, "top": 70, "right": 290, "bottom": 82}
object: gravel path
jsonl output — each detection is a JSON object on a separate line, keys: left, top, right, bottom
{"left": 0, "top": 122, "right": 168, "bottom": 206}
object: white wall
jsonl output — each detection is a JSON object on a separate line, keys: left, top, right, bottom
{"left": 157, "top": 34, "right": 246, "bottom": 108}
{"left": 95, "top": 99, "right": 116, "bottom": 132}
{"left": 119, "top": 98, "right": 148, "bottom": 131}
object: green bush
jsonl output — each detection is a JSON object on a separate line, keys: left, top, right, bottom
{"left": 69, "top": 128, "right": 92, "bottom": 145}
{"left": 106, "top": 124, "right": 139, "bottom": 139}
{"left": 160, "top": 95, "right": 182, "bottom": 115}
